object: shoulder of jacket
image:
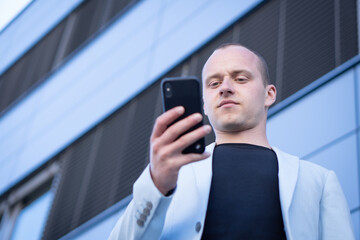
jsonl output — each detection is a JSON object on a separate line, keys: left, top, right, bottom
{"left": 273, "top": 146, "right": 330, "bottom": 178}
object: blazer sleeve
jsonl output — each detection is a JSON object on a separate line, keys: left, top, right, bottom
{"left": 108, "top": 165, "right": 173, "bottom": 240}
{"left": 319, "top": 170, "right": 355, "bottom": 240}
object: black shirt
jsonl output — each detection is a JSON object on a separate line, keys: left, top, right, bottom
{"left": 201, "top": 143, "right": 286, "bottom": 240}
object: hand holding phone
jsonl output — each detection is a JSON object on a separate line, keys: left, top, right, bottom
{"left": 148, "top": 77, "right": 212, "bottom": 196}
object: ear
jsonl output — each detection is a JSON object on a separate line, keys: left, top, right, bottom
{"left": 265, "top": 84, "right": 276, "bottom": 108}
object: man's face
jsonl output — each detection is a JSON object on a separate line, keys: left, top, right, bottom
{"left": 202, "top": 46, "right": 275, "bottom": 133}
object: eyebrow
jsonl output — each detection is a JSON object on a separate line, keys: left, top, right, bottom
{"left": 231, "top": 70, "right": 254, "bottom": 78}
{"left": 205, "top": 69, "right": 254, "bottom": 84}
{"left": 205, "top": 73, "right": 222, "bottom": 84}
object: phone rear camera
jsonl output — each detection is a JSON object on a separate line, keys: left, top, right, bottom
{"left": 164, "top": 83, "right": 172, "bottom": 98}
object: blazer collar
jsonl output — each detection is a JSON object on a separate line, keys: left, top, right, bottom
{"left": 272, "top": 146, "right": 299, "bottom": 238}
{"left": 191, "top": 143, "right": 215, "bottom": 219}
{"left": 191, "top": 143, "right": 299, "bottom": 234}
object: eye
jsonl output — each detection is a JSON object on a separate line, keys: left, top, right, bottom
{"left": 235, "top": 77, "right": 247, "bottom": 82}
{"left": 209, "top": 81, "right": 221, "bottom": 88}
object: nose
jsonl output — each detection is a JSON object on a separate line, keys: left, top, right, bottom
{"left": 219, "top": 78, "right": 235, "bottom": 97}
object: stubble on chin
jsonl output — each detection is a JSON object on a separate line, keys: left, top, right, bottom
{"left": 219, "top": 122, "right": 250, "bottom": 133}
{"left": 215, "top": 114, "right": 251, "bottom": 132}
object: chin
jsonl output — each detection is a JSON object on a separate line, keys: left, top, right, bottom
{"left": 218, "top": 121, "right": 247, "bottom": 132}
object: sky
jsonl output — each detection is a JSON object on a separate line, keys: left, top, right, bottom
{"left": 0, "top": 0, "right": 33, "bottom": 32}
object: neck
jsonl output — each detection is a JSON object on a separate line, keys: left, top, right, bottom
{"left": 214, "top": 123, "right": 271, "bottom": 149}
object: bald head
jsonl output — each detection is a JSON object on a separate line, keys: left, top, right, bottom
{"left": 202, "top": 44, "right": 270, "bottom": 86}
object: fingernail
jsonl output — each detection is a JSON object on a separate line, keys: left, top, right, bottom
{"left": 176, "top": 106, "right": 184, "bottom": 113}
{"left": 193, "top": 113, "right": 202, "bottom": 121}
{"left": 204, "top": 125, "right": 212, "bottom": 133}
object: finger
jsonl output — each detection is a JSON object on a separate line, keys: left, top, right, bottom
{"left": 158, "top": 113, "right": 204, "bottom": 145}
{"left": 166, "top": 125, "right": 212, "bottom": 154}
{"left": 151, "top": 106, "right": 184, "bottom": 141}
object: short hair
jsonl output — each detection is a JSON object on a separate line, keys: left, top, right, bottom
{"left": 214, "top": 43, "right": 270, "bottom": 86}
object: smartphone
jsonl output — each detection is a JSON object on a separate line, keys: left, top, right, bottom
{"left": 161, "top": 77, "right": 205, "bottom": 154}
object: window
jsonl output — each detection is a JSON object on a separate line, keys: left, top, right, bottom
{"left": 0, "top": 163, "right": 58, "bottom": 240}
{"left": 10, "top": 190, "right": 52, "bottom": 240}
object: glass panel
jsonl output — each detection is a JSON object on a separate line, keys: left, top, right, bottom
{"left": 0, "top": 155, "right": 17, "bottom": 194}
{"left": 59, "top": 208, "right": 125, "bottom": 240}
{"left": 10, "top": 191, "right": 52, "bottom": 240}
{"left": 306, "top": 133, "right": 359, "bottom": 210}
{"left": 356, "top": 64, "right": 360, "bottom": 129}
{"left": 351, "top": 211, "right": 359, "bottom": 240}
{"left": 267, "top": 69, "right": 356, "bottom": 157}
{"left": 0, "top": 0, "right": 33, "bottom": 31}
{"left": 73, "top": 209, "right": 125, "bottom": 240}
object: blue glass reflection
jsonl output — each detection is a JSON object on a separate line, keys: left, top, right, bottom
{"left": 71, "top": 209, "right": 125, "bottom": 240}
{"left": 351, "top": 211, "right": 359, "bottom": 240}
{"left": 306, "top": 133, "right": 359, "bottom": 210}
{"left": 10, "top": 190, "right": 52, "bottom": 240}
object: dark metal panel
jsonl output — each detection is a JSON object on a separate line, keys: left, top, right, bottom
{"left": 282, "top": 0, "right": 336, "bottom": 100}
{"left": 77, "top": 102, "right": 137, "bottom": 225}
{"left": 339, "top": 0, "right": 358, "bottom": 64}
{"left": 0, "top": 56, "right": 29, "bottom": 111}
{"left": 41, "top": 132, "right": 97, "bottom": 240}
{"left": 63, "top": 0, "right": 107, "bottom": 57}
{"left": 27, "top": 18, "right": 67, "bottom": 89}
{"left": 107, "top": 0, "right": 137, "bottom": 21}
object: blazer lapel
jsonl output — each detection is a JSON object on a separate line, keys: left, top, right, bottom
{"left": 191, "top": 143, "right": 215, "bottom": 221}
{"left": 272, "top": 146, "right": 299, "bottom": 239}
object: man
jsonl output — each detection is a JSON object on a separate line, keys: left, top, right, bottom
{"left": 109, "top": 44, "right": 355, "bottom": 239}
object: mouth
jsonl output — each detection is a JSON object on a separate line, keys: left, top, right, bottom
{"left": 218, "top": 100, "right": 239, "bottom": 108}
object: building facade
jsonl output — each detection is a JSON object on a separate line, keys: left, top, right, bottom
{"left": 0, "top": 0, "right": 359, "bottom": 239}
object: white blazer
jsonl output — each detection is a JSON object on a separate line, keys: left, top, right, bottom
{"left": 109, "top": 143, "right": 355, "bottom": 240}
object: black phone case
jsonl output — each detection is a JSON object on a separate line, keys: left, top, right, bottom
{"left": 161, "top": 77, "right": 205, "bottom": 154}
